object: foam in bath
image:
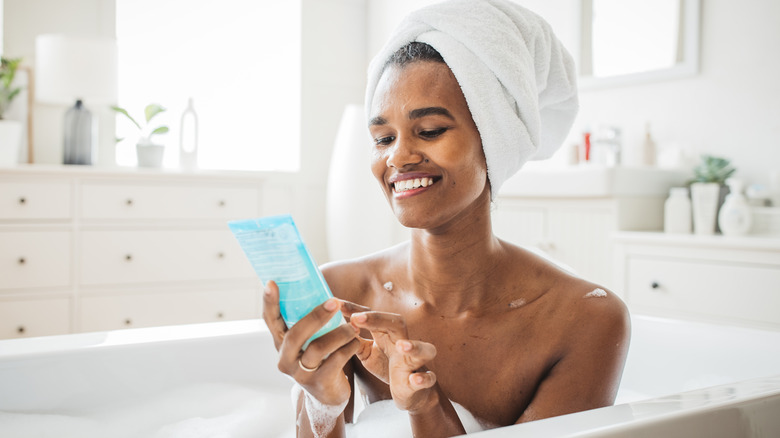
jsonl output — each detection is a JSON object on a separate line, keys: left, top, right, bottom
{"left": 228, "top": 214, "right": 342, "bottom": 348}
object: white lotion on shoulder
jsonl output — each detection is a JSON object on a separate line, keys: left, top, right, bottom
{"left": 584, "top": 288, "right": 608, "bottom": 298}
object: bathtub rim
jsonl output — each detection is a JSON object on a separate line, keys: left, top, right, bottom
{"left": 465, "top": 375, "right": 780, "bottom": 437}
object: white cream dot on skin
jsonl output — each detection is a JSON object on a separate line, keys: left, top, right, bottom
{"left": 383, "top": 281, "right": 393, "bottom": 291}
{"left": 584, "top": 288, "right": 607, "bottom": 298}
{"left": 508, "top": 298, "right": 527, "bottom": 309}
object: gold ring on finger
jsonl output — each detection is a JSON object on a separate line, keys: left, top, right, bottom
{"left": 298, "top": 358, "right": 321, "bottom": 373}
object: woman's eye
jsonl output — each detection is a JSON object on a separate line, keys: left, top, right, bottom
{"left": 374, "top": 136, "right": 395, "bottom": 146}
{"left": 420, "top": 128, "right": 448, "bottom": 139}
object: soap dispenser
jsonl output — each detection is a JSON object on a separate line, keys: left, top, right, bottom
{"left": 718, "top": 178, "right": 752, "bottom": 236}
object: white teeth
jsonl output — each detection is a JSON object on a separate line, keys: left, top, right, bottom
{"left": 394, "top": 177, "right": 434, "bottom": 192}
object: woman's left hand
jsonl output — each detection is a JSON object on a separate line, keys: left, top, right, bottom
{"left": 349, "top": 311, "right": 440, "bottom": 413}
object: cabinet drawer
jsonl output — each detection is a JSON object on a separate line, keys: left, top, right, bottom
{"left": 80, "top": 182, "right": 259, "bottom": 220}
{"left": 79, "top": 289, "right": 258, "bottom": 332}
{"left": 79, "top": 229, "right": 254, "bottom": 285}
{"left": 0, "top": 297, "right": 71, "bottom": 339}
{"left": 0, "top": 181, "right": 71, "bottom": 220}
{"left": 0, "top": 231, "right": 71, "bottom": 290}
{"left": 627, "top": 256, "right": 780, "bottom": 326}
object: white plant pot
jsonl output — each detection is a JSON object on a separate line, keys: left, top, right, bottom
{"left": 136, "top": 142, "right": 165, "bottom": 168}
{"left": 690, "top": 182, "right": 721, "bottom": 235}
{"left": 0, "top": 120, "right": 23, "bottom": 166}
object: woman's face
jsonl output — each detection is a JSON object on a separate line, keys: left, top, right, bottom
{"left": 369, "top": 61, "right": 489, "bottom": 230}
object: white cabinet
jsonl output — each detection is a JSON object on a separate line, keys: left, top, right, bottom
{"left": 0, "top": 231, "right": 71, "bottom": 290}
{"left": 79, "top": 289, "right": 258, "bottom": 332}
{"left": 492, "top": 197, "right": 665, "bottom": 288}
{"left": 0, "top": 180, "right": 72, "bottom": 220}
{"left": 613, "top": 232, "right": 780, "bottom": 329}
{"left": 0, "top": 297, "right": 71, "bottom": 338}
{"left": 0, "top": 166, "right": 266, "bottom": 339}
{"left": 79, "top": 229, "right": 252, "bottom": 285}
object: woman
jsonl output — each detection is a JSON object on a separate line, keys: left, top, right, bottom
{"left": 263, "top": 1, "right": 630, "bottom": 437}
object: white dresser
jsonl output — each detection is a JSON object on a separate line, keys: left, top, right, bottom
{"left": 0, "top": 165, "right": 268, "bottom": 339}
{"left": 492, "top": 167, "right": 687, "bottom": 288}
{"left": 613, "top": 232, "right": 780, "bottom": 329}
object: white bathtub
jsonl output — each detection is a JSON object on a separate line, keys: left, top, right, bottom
{"left": 1, "top": 314, "right": 779, "bottom": 437}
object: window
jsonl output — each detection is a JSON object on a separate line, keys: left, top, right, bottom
{"left": 115, "top": 0, "right": 301, "bottom": 171}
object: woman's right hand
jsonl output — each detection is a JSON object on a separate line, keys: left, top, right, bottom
{"left": 262, "top": 280, "right": 362, "bottom": 407}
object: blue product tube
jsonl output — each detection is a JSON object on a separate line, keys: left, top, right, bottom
{"left": 228, "top": 215, "right": 342, "bottom": 349}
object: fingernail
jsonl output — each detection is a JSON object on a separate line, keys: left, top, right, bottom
{"left": 352, "top": 313, "right": 367, "bottom": 323}
{"left": 398, "top": 340, "right": 412, "bottom": 352}
{"left": 263, "top": 285, "right": 271, "bottom": 296}
{"left": 324, "top": 298, "right": 338, "bottom": 311}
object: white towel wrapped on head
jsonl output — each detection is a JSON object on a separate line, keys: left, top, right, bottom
{"left": 365, "top": 0, "right": 579, "bottom": 198}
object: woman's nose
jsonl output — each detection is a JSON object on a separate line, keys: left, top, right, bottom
{"left": 386, "top": 137, "right": 424, "bottom": 169}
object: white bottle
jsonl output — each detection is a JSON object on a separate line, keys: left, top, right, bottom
{"left": 179, "top": 98, "right": 199, "bottom": 170}
{"left": 664, "top": 187, "right": 692, "bottom": 234}
{"left": 718, "top": 178, "right": 752, "bottom": 236}
{"left": 642, "top": 123, "right": 656, "bottom": 167}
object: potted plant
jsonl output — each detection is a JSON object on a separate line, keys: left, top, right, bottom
{"left": 111, "top": 103, "right": 169, "bottom": 167}
{"left": 0, "top": 57, "right": 24, "bottom": 165}
{"left": 689, "top": 154, "right": 736, "bottom": 235}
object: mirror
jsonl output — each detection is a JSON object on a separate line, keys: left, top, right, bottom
{"left": 578, "top": 0, "right": 700, "bottom": 89}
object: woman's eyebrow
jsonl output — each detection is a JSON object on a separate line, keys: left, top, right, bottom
{"left": 369, "top": 116, "right": 388, "bottom": 126}
{"left": 409, "top": 107, "right": 455, "bottom": 120}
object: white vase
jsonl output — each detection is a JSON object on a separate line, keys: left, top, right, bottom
{"left": 690, "top": 182, "right": 721, "bottom": 235}
{"left": 0, "top": 120, "right": 23, "bottom": 166}
{"left": 325, "top": 105, "right": 400, "bottom": 261}
{"left": 136, "top": 142, "right": 165, "bottom": 168}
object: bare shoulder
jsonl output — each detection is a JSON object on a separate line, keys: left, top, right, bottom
{"left": 320, "top": 242, "right": 409, "bottom": 305}
{"left": 504, "top": 242, "right": 630, "bottom": 348}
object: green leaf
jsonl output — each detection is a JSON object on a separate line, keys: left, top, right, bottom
{"left": 150, "top": 126, "right": 169, "bottom": 135}
{"left": 110, "top": 106, "right": 142, "bottom": 130}
{"left": 144, "top": 104, "right": 166, "bottom": 123}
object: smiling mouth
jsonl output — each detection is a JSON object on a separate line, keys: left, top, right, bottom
{"left": 393, "top": 177, "right": 435, "bottom": 193}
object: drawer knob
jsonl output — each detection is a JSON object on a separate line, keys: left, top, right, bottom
{"left": 217, "top": 312, "right": 225, "bottom": 319}
{"left": 124, "top": 318, "right": 133, "bottom": 326}
{"left": 125, "top": 254, "right": 133, "bottom": 262}
{"left": 651, "top": 281, "right": 660, "bottom": 289}
{"left": 17, "top": 257, "right": 26, "bottom": 265}
{"left": 218, "top": 200, "right": 226, "bottom": 207}
{"left": 217, "top": 252, "right": 225, "bottom": 259}
{"left": 17, "top": 326, "right": 25, "bottom": 334}
{"left": 126, "top": 198, "right": 134, "bottom": 206}
{"left": 18, "top": 197, "right": 26, "bottom": 205}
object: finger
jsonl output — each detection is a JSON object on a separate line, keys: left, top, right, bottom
{"left": 350, "top": 311, "right": 408, "bottom": 343}
{"left": 279, "top": 298, "right": 342, "bottom": 366}
{"left": 261, "top": 281, "right": 287, "bottom": 350}
{"left": 298, "top": 323, "right": 359, "bottom": 371}
{"left": 340, "top": 300, "right": 372, "bottom": 320}
{"left": 316, "top": 337, "right": 362, "bottom": 375}
{"left": 395, "top": 340, "right": 437, "bottom": 371}
{"left": 408, "top": 370, "right": 437, "bottom": 390}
